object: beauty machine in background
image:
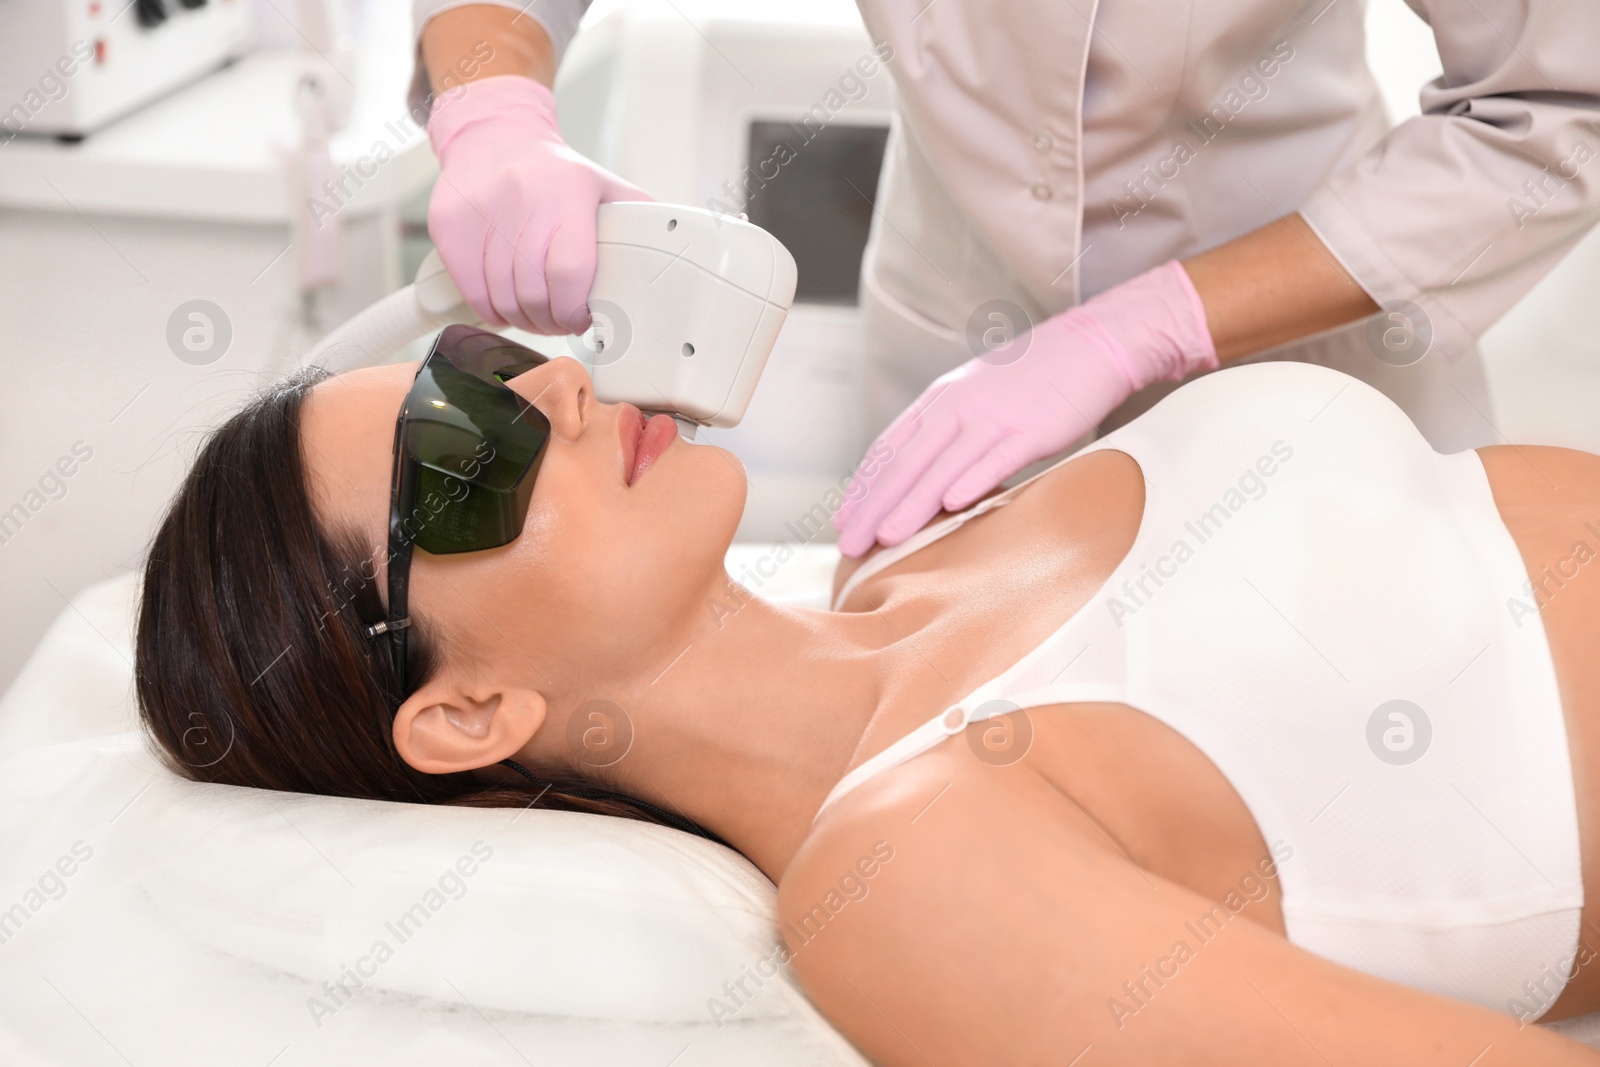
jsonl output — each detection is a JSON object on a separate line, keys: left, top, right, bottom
{"left": 300, "top": 201, "right": 800, "bottom": 437}
{"left": 0, "top": 0, "right": 249, "bottom": 139}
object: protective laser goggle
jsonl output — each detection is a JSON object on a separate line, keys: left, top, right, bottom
{"left": 371, "top": 325, "right": 551, "bottom": 691}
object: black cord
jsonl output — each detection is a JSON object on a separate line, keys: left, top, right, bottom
{"left": 498, "top": 758, "right": 729, "bottom": 847}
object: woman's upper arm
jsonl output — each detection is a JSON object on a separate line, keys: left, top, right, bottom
{"left": 778, "top": 764, "right": 1600, "bottom": 1067}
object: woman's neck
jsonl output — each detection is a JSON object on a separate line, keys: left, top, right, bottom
{"left": 582, "top": 577, "right": 914, "bottom": 881}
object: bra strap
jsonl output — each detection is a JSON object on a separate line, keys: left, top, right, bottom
{"left": 813, "top": 704, "right": 973, "bottom": 822}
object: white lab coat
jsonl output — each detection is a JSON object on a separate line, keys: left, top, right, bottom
{"left": 414, "top": 0, "right": 1600, "bottom": 451}
{"left": 852, "top": 0, "right": 1600, "bottom": 451}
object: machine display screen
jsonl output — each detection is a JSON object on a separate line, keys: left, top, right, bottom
{"left": 744, "top": 120, "right": 890, "bottom": 306}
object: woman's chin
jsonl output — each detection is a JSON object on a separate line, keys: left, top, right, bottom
{"left": 629, "top": 437, "right": 745, "bottom": 547}
{"left": 687, "top": 442, "right": 748, "bottom": 543}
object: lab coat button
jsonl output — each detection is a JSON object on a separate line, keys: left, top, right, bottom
{"left": 1031, "top": 183, "right": 1053, "bottom": 200}
{"left": 1033, "top": 131, "right": 1052, "bottom": 152}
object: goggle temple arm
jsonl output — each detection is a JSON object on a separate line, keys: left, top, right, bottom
{"left": 383, "top": 408, "right": 419, "bottom": 692}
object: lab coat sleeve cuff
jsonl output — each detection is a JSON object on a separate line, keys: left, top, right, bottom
{"left": 406, "top": 0, "right": 591, "bottom": 124}
{"left": 1298, "top": 182, "right": 1477, "bottom": 367}
{"left": 1295, "top": 0, "right": 1600, "bottom": 371}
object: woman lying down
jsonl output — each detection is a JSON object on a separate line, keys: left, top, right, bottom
{"left": 137, "top": 325, "right": 1600, "bottom": 1065}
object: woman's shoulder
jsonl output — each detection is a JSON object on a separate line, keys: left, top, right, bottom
{"left": 772, "top": 747, "right": 1149, "bottom": 1063}
{"left": 778, "top": 755, "right": 947, "bottom": 923}
{"left": 776, "top": 744, "right": 1117, "bottom": 947}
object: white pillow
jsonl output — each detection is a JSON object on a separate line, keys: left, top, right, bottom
{"left": 0, "top": 552, "right": 866, "bottom": 1067}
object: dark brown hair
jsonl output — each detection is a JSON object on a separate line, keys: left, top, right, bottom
{"left": 135, "top": 370, "right": 703, "bottom": 830}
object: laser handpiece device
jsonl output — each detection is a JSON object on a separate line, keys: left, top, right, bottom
{"left": 298, "top": 202, "right": 799, "bottom": 437}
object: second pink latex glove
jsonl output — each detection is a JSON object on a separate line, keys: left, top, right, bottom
{"left": 835, "top": 260, "right": 1218, "bottom": 557}
{"left": 427, "top": 75, "right": 651, "bottom": 334}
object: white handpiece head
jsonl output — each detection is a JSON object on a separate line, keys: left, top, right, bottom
{"left": 298, "top": 203, "right": 796, "bottom": 436}
{"left": 579, "top": 202, "right": 797, "bottom": 430}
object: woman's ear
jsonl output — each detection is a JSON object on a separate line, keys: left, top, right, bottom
{"left": 392, "top": 677, "right": 547, "bottom": 775}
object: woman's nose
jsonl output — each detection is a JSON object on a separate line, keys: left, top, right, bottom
{"left": 509, "top": 357, "right": 592, "bottom": 441}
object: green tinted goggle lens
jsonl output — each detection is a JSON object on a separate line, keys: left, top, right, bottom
{"left": 398, "top": 327, "right": 551, "bottom": 555}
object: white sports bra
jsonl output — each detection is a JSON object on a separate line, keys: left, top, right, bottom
{"left": 818, "top": 362, "right": 1583, "bottom": 1019}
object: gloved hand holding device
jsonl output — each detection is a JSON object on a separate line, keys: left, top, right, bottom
{"left": 834, "top": 260, "right": 1219, "bottom": 557}
{"left": 427, "top": 74, "right": 651, "bottom": 335}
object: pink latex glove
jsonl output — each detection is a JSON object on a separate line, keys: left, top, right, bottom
{"left": 834, "top": 260, "right": 1218, "bottom": 557}
{"left": 427, "top": 75, "right": 651, "bottom": 334}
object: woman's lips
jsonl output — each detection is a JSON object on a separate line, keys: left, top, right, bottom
{"left": 618, "top": 404, "right": 676, "bottom": 486}
{"left": 619, "top": 404, "right": 642, "bottom": 482}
